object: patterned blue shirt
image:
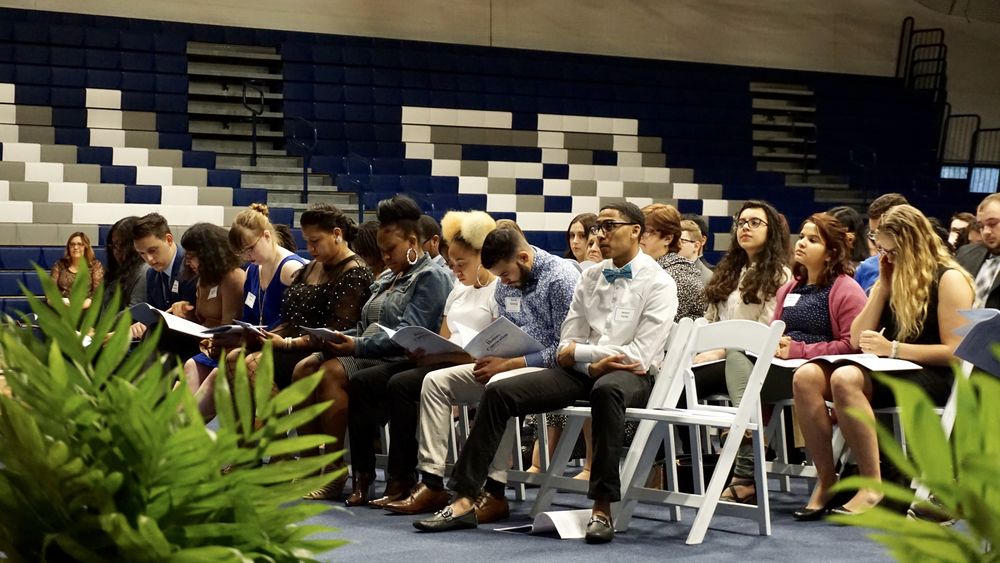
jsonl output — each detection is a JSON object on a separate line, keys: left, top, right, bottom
{"left": 494, "top": 247, "right": 580, "bottom": 368}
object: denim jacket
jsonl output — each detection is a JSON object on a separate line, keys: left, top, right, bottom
{"left": 351, "top": 253, "right": 454, "bottom": 358}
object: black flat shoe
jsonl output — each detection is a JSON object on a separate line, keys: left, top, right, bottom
{"left": 793, "top": 505, "right": 831, "bottom": 521}
{"left": 584, "top": 514, "right": 614, "bottom": 544}
{"left": 413, "top": 506, "right": 478, "bottom": 533}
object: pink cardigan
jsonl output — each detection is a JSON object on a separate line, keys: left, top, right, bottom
{"left": 772, "top": 274, "right": 867, "bottom": 359}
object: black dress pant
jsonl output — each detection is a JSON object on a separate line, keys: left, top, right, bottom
{"left": 347, "top": 360, "right": 416, "bottom": 475}
{"left": 384, "top": 363, "right": 452, "bottom": 478}
{"left": 448, "top": 367, "right": 652, "bottom": 502}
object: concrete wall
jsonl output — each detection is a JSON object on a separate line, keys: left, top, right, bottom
{"left": 2, "top": 0, "right": 999, "bottom": 124}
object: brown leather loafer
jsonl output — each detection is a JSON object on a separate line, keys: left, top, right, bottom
{"left": 384, "top": 482, "right": 451, "bottom": 515}
{"left": 472, "top": 491, "right": 510, "bottom": 524}
{"left": 369, "top": 476, "right": 418, "bottom": 509}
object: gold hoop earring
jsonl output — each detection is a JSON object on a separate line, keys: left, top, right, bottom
{"left": 406, "top": 247, "right": 418, "bottom": 265}
{"left": 475, "top": 264, "right": 489, "bottom": 287}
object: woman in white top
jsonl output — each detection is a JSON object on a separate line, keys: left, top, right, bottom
{"left": 692, "top": 200, "right": 792, "bottom": 503}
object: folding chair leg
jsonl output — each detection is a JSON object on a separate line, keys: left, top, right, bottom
{"left": 615, "top": 420, "right": 671, "bottom": 530}
{"left": 511, "top": 418, "right": 526, "bottom": 502}
{"left": 686, "top": 420, "right": 747, "bottom": 545}
{"left": 750, "top": 425, "right": 772, "bottom": 536}
{"left": 530, "top": 415, "right": 585, "bottom": 517}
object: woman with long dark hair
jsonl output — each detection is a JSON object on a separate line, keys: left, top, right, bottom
{"left": 693, "top": 200, "right": 791, "bottom": 503}
{"left": 102, "top": 216, "right": 148, "bottom": 312}
{"left": 51, "top": 231, "right": 104, "bottom": 308}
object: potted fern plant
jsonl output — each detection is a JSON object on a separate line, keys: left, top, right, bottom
{"left": 0, "top": 263, "right": 346, "bottom": 561}
{"left": 829, "top": 360, "right": 1000, "bottom": 562}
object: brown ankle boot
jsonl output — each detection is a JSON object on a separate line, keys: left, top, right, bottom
{"left": 369, "top": 474, "right": 418, "bottom": 508}
{"left": 345, "top": 472, "right": 376, "bottom": 507}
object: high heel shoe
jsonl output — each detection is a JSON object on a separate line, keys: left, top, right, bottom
{"left": 793, "top": 500, "right": 834, "bottom": 521}
{"left": 302, "top": 464, "right": 348, "bottom": 501}
{"left": 345, "top": 472, "right": 376, "bottom": 507}
{"left": 368, "top": 474, "right": 417, "bottom": 509}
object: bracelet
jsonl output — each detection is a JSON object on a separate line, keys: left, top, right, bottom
{"left": 890, "top": 340, "right": 899, "bottom": 359}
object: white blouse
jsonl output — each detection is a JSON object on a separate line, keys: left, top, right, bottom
{"left": 443, "top": 278, "right": 500, "bottom": 344}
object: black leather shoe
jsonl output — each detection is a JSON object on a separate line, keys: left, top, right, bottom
{"left": 584, "top": 514, "right": 614, "bottom": 544}
{"left": 413, "top": 506, "right": 478, "bottom": 533}
{"left": 793, "top": 505, "right": 831, "bottom": 521}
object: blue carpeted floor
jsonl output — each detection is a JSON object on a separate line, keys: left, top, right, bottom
{"left": 304, "top": 476, "right": 894, "bottom": 562}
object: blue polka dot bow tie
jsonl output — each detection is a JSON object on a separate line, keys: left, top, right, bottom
{"left": 602, "top": 264, "right": 633, "bottom": 283}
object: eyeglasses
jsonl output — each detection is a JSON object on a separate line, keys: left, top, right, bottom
{"left": 589, "top": 221, "right": 638, "bottom": 236}
{"left": 68, "top": 242, "right": 86, "bottom": 248}
{"left": 734, "top": 218, "right": 768, "bottom": 230}
{"left": 867, "top": 231, "right": 878, "bottom": 243}
{"left": 679, "top": 238, "right": 697, "bottom": 245}
{"left": 240, "top": 235, "right": 263, "bottom": 256}
{"left": 876, "top": 244, "right": 898, "bottom": 258}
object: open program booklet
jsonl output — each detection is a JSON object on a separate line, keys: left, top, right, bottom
{"left": 129, "top": 304, "right": 265, "bottom": 339}
{"left": 376, "top": 317, "right": 544, "bottom": 359}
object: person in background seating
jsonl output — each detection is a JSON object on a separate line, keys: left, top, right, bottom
{"left": 293, "top": 195, "right": 452, "bottom": 504}
{"left": 565, "top": 212, "right": 598, "bottom": 264}
{"left": 956, "top": 193, "right": 1000, "bottom": 310}
{"left": 949, "top": 211, "right": 976, "bottom": 250}
{"left": 419, "top": 214, "right": 450, "bottom": 273}
{"left": 828, "top": 206, "right": 869, "bottom": 269}
{"left": 353, "top": 220, "right": 386, "bottom": 276}
{"left": 682, "top": 212, "right": 714, "bottom": 283}
{"left": 51, "top": 231, "right": 104, "bottom": 308}
{"left": 185, "top": 204, "right": 307, "bottom": 416}
{"left": 854, "top": 193, "right": 908, "bottom": 293}
{"left": 691, "top": 200, "right": 791, "bottom": 504}
{"left": 641, "top": 203, "right": 706, "bottom": 321}
{"left": 415, "top": 202, "right": 676, "bottom": 544}
{"left": 793, "top": 205, "right": 973, "bottom": 519}
{"left": 102, "top": 216, "right": 149, "bottom": 312}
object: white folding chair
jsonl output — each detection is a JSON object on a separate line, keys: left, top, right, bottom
{"left": 615, "top": 318, "right": 785, "bottom": 545}
{"left": 525, "top": 317, "right": 697, "bottom": 518}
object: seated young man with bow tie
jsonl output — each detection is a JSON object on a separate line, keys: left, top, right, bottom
{"left": 415, "top": 202, "right": 678, "bottom": 544}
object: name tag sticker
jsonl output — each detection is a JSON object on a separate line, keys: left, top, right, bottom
{"left": 171, "top": 280, "right": 180, "bottom": 294}
{"left": 614, "top": 307, "right": 636, "bottom": 322}
{"left": 208, "top": 286, "right": 218, "bottom": 300}
{"left": 245, "top": 293, "right": 256, "bottom": 308}
{"left": 783, "top": 294, "right": 801, "bottom": 307}
{"left": 505, "top": 296, "right": 522, "bottom": 313}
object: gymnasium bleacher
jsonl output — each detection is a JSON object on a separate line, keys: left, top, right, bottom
{"left": 0, "top": 6, "right": 965, "bottom": 315}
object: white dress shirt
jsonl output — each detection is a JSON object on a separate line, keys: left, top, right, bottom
{"left": 558, "top": 249, "right": 678, "bottom": 375}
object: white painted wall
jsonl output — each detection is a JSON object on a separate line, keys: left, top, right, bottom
{"left": 2, "top": 0, "right": 999, "bottom": 124}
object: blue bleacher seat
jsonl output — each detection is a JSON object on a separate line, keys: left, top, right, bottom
{"left": 15, "top": 85, "right": 51, "bottom": 105}
{"left": 183, "top": 151, "right": 215, "bottom": 169}
{"left": 52, "top": 108, "right": 86, "bottom": 127}
{"left": 208, "top": 169, "right": 240, "bottom": 189}
{"left": 400, "top": 176, "right": 431, "bottom": 193}
{"left": 157, "top": 113, "right": 188, "bottom": 133}
{"left": 524, "top": 231, "right": 547, "bottom": 248}
{"left": 49, "top": 25, "right": 84, "bottom": 46}
{"left": 268, "top": 207, "right": 294, "bottom": 227}
{"left": 125, "top": 185, "right": 161, "bottom": 204}
{"left": 22, "top": 273, "right": 43, "bottom": 296}
{"left": 232, "top": 188, "right": 269, "bottom": 206}
{"left": 369, "top": 175, "right": 401, "bottom": 191}
{"left": 86, "top": 49, "right": 121, "bottom": 70}
{"left": 515, "top": 179, "right": 543, "bottom": 195}
{"left": 122, "top": 91, "right": 155, "bottom": 111}
{"left": 122, "top": 71, "right": 155, "bottom": 91}
{"left": 85, "top": 28, "right": 119, "bottom": 48}
{"left": 101, "top": 165, "right": 137, "bottom": 185}
{"left": 154, "top": 54, "right": 186, "bottom": 73}
{"left": 156, "top": 75, "right": 188, "bottom": 94}
{"left": 120, "top": 31, "right": 154, "bottom": 52}
{"left": 77, "top": 146, "right": 113, "bottom": 166}
{"left": 54, "top": 127, "right": 90, "bottom": 147}
{"left": 0, "top": 248, "right": 42, "bottom": 270}
{"left": 0, "top": 273, "right": 24, "bottom": 296}
{"left": 429, "top": 176, "right": 458, "bottom": 193}
{"left": 40, "top": 248, "right": 64, "bottom": 269}
{"left": 87, "top": 69, "right": 122, "bottom": 89}
{"left": 15, "top": 45, "right": 48, "bottom": 65}
{"left": 155, "top": 93, "right": 186, "bottom": 113}
{"left": 1, "top": 298, "right": 33, "bottom": 318}
{"left": 157, "top": 133, "right": 191, "bottom": 150}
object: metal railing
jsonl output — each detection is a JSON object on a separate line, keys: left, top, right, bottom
{"left": 342, "top": 153, "right": 373, "bottom": 224}
{"left": 288, "top": 117, "right": 318, "bottom": 204}
{"left": 241, "top": 80, "right": 265, "bottom": 167}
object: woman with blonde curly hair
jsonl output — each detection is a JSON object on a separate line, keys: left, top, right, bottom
{"left": 792, "top": 204, "right": 973, "bottom": 519}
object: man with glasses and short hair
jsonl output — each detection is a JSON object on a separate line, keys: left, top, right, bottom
{"left": 415, "top": 202, "right": 678, "bottom": 544}
{"left": 854, "top": 193, "right": 909, "bottom": 293}
{"left": 957, "top": 193, "right": 1000, "bottom": 309}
